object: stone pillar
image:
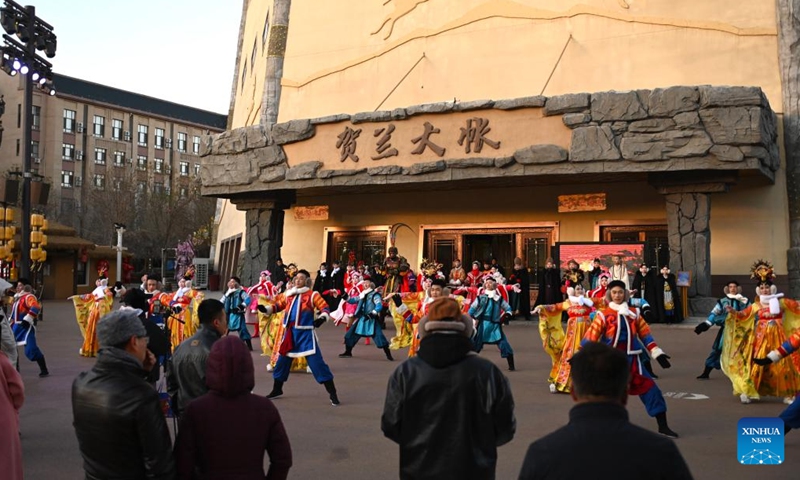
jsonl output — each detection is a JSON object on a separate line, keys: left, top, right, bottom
{"left": 261, "top": 0, "right": 292, "bottom": 125}
{"left": 236, "top": 201, "right": 286, "bottom": 287}
{"left": 665, "top": 193, "right": 711, "bottom": 298}
{"left": 777, "top": 0, "right": 800, "bottom": 298}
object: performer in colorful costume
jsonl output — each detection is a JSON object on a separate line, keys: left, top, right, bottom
{"left": 169, "top": 271, "right": 204, "bottom": 351}
{"left": 581, "top": 280, "right": 678, "bottom": 437}
{"left": 222, "top": 276, "right": 252, "bottom": 350}
{"left": 694, "top": 280, "right": 749, "bottom": 380}
{"left": 247, "top": 270, "right": 278, "bottom": 354}
{"left": 338, "top": 280, "right": 393, "bottom": 361}
{"left": 395, "top": 275, "right": 449, "bottom": 358}
{"left": 722, "top": 260, "right": 800, "bottom": 404}
{"left": 11, "top": 279, "right": 48, "bottom": 376}
{"left": 262, "top": 270, "right": 340, "bottom": 406}
{"left": 561, "top": 259, "right": 585, "bottom": 292}
{"left": 448, "top": 259, "right": 467, "bottom": 287}
{"left": 383, "top": 247, "right": 417, "bottom": 350}
{"left": 534, "top": 285, "right": 594, "bottom": 393}
{"left": 469, "top": 276, "right": 515, "bottom": 371}
{"left": 589, "top": 272, "right": 610, "bottom": 299}
{"left": 73, "top": 270, "right": 114, "bottom": 358}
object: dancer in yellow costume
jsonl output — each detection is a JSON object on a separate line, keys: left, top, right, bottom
{"left": 535, "top": 285, "right": 594, "bottom": 393}
{"left": 383, "top": 247, "right": 417, "bottom": 350}
{"left": 723, "top": 260, "right": 800, "bottom": 404}
{"left": 71, "top": 273, "right": 114, "bottom": 357}
{"left": 169, "top": 274, "right": 204, "bottom": 351}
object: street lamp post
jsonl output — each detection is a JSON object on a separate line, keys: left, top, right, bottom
{"left": 114, "top": 223, "right": 125, "bottom": 283}
{"left": 0, "top": 1, "right": 57, "bottom": 279}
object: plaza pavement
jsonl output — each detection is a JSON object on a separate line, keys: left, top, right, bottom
{"left": 16, "top": 300, "right": 800, "bottom": 479}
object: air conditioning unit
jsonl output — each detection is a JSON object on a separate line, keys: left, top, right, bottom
{"left": 165, "top": 139, "right": 173, "bottom": 149}
{"left": 33, "top": 157, "right": 41, "bottom": 164}
{"left": 165, "top": 166, "right": 171, "bottom": 175}
{"left": 75, "top": 151, "right": 84, "bottom": 161}
{"left": 75, "top": 176, "right": 83, "bottom": 187}
{"left": 192, "top": 258, "right": 209, "bottom": 289}
{"left": 76, "top": 122, "right": 85, "bottom": 133}
{"left": 123, "top": 131, "right": 131, "bottom": 142}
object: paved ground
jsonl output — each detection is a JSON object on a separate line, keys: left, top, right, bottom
{"left": 15, "top": 300, "right": 800, "bottom": 479}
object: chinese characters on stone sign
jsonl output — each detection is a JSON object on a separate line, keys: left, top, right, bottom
{"left": 335, "top": 117, "right": 501, "bottom": 162}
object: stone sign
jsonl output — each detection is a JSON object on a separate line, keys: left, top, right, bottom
{"left": 558, "top": 193, "right": 607, "bottom": 213}
{"left": 293, "top": 206, "right": 329, "bottom": 220}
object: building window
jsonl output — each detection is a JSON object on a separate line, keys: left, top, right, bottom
{"left": 61, "top": 170, "right": 74, "bottom": 188}
{"left": 112, "top": 119, "right": 123, "bottom": 140}
{"left": 137, "top": 124, "right": 148, "bottom": 146}
{"left": 113, "top": 151, "right": 125, "bottom": 167}
{"left": 137, "top": 181, "right": 146, "bottom": 193}
{"left": 179, "top": 161, "right": 189, "bottom": 176}
{"left": 93, "top": 115, "right": 105, "bottom": 137}
{"left": 192, "top": 135, "right": 200, "bottom": 154}
{"left": 137, "top": 155, "right": 147, "bottom": 171}
{"left": 112, "top": 178, "right": 122, "bottom": 191}
{"left": 63, "top": 109, "right": 76, "bottom": 133}
{"left": 154, "top": 157, "right": 163, "bottom": 173}
{"left": 154, "top": 182, "right": 164, "bottom": 195}
{"left": 94, "top": 147, "right": 107, "bottom": 165}
{"left": 177, "top": 132, "right": 187, "bottom": 152}
{"left": 31, "top": 140, "right": 40, "bottom": 162}
{"left": 262, "top": 12, "right": 270, "bottom": 46}
{"left": 32, "top": 105, "right": 41, "bottom": 131}
{"left": 75, "top": 259, "right": 88, "bottom": 286}
{"left": 62, "top": 143, "right": 75, "bottom": 161}
{"left": 155, "top": 127, "right": 165, "bottom": 149}
{"left": 194, "top": 163, "right": 201, "bottom": 176}
{"left": 93, "top": 174, "right": 105, "bottom": 190}
{"left": 179, "top": 186, "right": 188, "bottom": 198}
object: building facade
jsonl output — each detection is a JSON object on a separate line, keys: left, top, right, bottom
{"left": 0, "top": 72, "right": 226, "bottom": 297}
{"left": 204, "top": 0, "right": 798, "bottom": 309}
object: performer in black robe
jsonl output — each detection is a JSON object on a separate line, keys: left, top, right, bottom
{"left": 509, "top": 257, "right": 531, "bottom": 320}
{"left": 533, "top": 258, "right": 563, "bottom": 309}
{"left": 654, "top": 266, "right": 683, "bottom": 324}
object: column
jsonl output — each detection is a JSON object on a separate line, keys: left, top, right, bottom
{"left": 664, "top": 193, "right": 711, "bottom": 298}
{"left": 236, "top": 201, "right": 287, "bottom": 287}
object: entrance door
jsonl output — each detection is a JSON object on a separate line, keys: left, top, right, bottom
{"left": 463, "top": 234, "right": 514, "bottom": 271}
{"left": 601, "top": 225, "right": 669, "bottom": 267}
{"left": 327, "top": 231, "right": 387, "bottom": 267}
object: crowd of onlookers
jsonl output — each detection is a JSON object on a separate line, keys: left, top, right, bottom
{"left": 0, "top": 279, "right": 694, "bottom": 479}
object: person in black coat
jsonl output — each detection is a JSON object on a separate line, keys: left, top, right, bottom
{"left": 655, "top": 266, "right": 684, "bottom": 324}
{"left": 518, "top": 342, "right": 693, "bottom": 480}
{"left": 631, "top": 264, "right": 658, "bottom": 310}
{"left": 120, "top": 288, "right": 170, "bottom": 385}
{"left": 533, "top": 258, "right": 563, "bottom": 309}
{"left": 271, "top": 258, "right": 288, "bottom": 292}
{"left": 509, "top": 257, "right": 531, "bottom": 320}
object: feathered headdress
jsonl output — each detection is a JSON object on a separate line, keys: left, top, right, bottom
{"left": 97, "top": 259, "right": 109, "bottom": 278}
{"left": 420, "top": 258, "right": 444, "bottom": 279}
{"left": 183, "top": 265, "right": 196, "bottom": 280}
{"left": 750, "top": 259, "right": 776, "bottom": 285}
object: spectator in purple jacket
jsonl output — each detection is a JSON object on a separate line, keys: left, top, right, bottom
{"left": 174, "top": 336, "right": 292, "bottom": 480}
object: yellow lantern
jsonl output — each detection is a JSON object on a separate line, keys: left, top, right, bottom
{"left": 7, "top": 239, "right": 15, "bottom": 250}
{"left": 3, "top": 227, "right": 11, "bottom": 241}
{"left": 0, "top": 245, "right": 7, "bottom": 258}
{"left": 30, "top": 248, "right": 38, "bottom": 262}
{"left": 40, "top": 234, "right": 47, "bottom": 247}
{"left": 42, "top": 219, "right": 48, "bottom": 232}
{"left": 30, "top": 231, "right": 43, "bottom": 244}
{"left": 4, "top": 207, "right": 13, "bottom": 222}
{"left": 39, "top": 250, "right": 46, "bottom": 263}
{"left": 31, "top": 214, "right": 43, "bottom": 228}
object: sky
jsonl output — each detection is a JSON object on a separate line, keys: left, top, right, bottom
{"left": 22, "top": 0, "right": 242, "bottom": 113}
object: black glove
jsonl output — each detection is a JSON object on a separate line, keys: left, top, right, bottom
{"left": 257, "top": 304, "right": 268, "bottom": 314}
{"left": 392, "top": 294, "right": 402, "bottom": 308}
{"left": 694, "top": 322, "right": 711, "bottom": 335}
{"left": 641, "top": 305, "right": 654, "bottom": 323}
{"left": 314, "top": 316, "right": 327, "bottom": 328}
{"left": 656, "top": 354, "right": 671, "bottom": 369}
{"left": 753, "top": 357, "right": 773, "bottom": 366}
{"left": 172, "top": 305, "right": 183, "bottom": 314}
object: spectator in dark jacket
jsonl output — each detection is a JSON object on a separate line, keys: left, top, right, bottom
{"left": 167, "top": 299, "right": 228, "bottom": 417}
{"left": 382, "top": 297, "right": 515, "bottom": 480}
{"left": 72, "top": 310, "right": 175, "bottom": 480}
{"left": 518, "top": 342, "right": 693, "bottom": 480}
{"left": 175, "top": 335, "right": 292, "bottom": 480}
{"left": 121, "top": 287, "right": 170, "bottom": 384}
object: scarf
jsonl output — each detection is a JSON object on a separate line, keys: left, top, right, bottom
{"left": 759, "top": 293, "right": 783, "bottom": 315}
{"left": 608, "top": 301, "right": 636, "bottom": 319}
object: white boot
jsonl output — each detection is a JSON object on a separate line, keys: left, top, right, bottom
{"left": 549, "top": 384, "right": 557, "bottom": 394}
{"left": 784, "top": 396, "right": 795, "bottom": 405}
{"left": 740, "top": 393, "right": 751, "bottom": 404}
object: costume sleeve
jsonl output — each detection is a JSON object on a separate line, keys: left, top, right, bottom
{"left": 492, "top": 366, "right": 516, "bottom": 446}
{"left": 371, "top": 293, "right": 384, "bottom": 315}
{"left": 778, "top": 298, "right": 800, "bottom": 357}
{"left": 707, "top": 300, "right": 726, "bottom": 325}
{"left": 71, "top": 295, "right": 94, "bottom": 325}
{"left": 272, "top": 294, "right": 288, "bottom": 313}
{"left": 581, "top": 311, "right": 607, "bottom": 347}
{"left": 381, "top": 367, "right": 404, "bottom": 444}
{"left": 722, "top": 306, "right": 758, "bottom": 398}
{"left": 500, "top": 299, "right": 512, "bottom": 315}
{"left": 25, "top": 295, "right": 41, "bottom": 316}
{"left": 311, "top": 291, "right": 331, "bottom": 315}
{"left": 538, "top": 301, "right": 567, "bottom": 366}
{"left": 264, "top": 401, "right": 293, "bottom": 480}
{"left": 136, "top": 390, "right": 176, "bottom": 479}
{"left": 634, "top": 314, "right": 657, "bottom": 352}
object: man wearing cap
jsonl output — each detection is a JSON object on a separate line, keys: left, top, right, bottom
{"left": 382, "top": 297, "right": 515, "bottom": 480}
{"left": 167, "top": 299, "right": 228, "bottom": 418}
{"left": 72, "top": 310, "right": 175, "bottom": 479}
{"left": 11, "top": 279, "right": 48, "bottom": 377}
{"left": 582, "top": 280, "right": 678, "bottom": 438}
{"left": 469, "top": 276, "right": 516, "bottom": 371}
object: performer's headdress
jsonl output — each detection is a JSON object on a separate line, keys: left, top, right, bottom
{"left": 750, "top": 259, "right": 775, "bottom": 285}
{"left": 567, "top": 259, "right": 578, "bottom": 267}
{"left": 607, "top": 280, "right": 626, "bottom": 291}
{"left": 183, "top": 265, "right": 196, "bottom": 280}
{"left": 598, "top": 271, "right": 611, "bottom": 280}
{"left": 259, "top": 269, "right": 271, "bottom": 278}
{"left": 420, "top": 258, "right": 444, "bottom": 279}
{"left": 431, "top": 278, "right": 447, "bottom": 289}
{"left": 97, "top": 259, "right": 109, "bottom": 278}
{"left": 472, "top": 260, "right": 481, "bottom": 268}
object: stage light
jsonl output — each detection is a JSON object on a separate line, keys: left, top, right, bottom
{"left": 19, "top": 63, "right": 27, "bottom": 74}
{"left": 11, "top": 58, "right": 20, "bottom": 70}
{"left": 31, "top": 71, "right": 38, "bottom": 81}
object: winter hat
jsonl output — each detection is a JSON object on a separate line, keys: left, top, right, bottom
{"left": 418, "top": 298, "right": 474, "bottom": 339}
{"left": 97, "top": 309, "right": 146, "bottom": 348}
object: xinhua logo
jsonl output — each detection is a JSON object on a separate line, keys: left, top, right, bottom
{"left": 737, "top": 418, "right": 784, "bottom": 465}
